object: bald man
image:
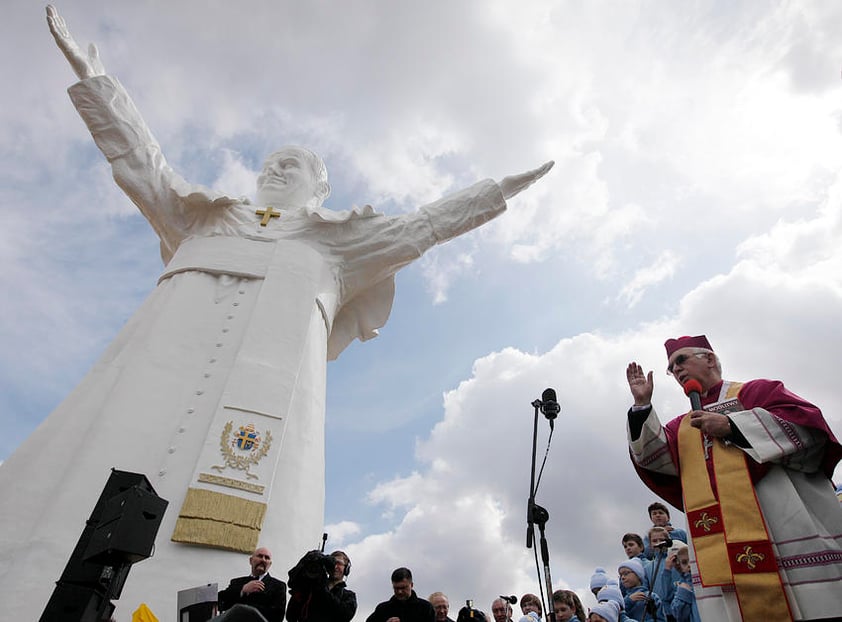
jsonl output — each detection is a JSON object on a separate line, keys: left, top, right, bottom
{"left": 218, "top": 547, "right": 287, "bottom": 622}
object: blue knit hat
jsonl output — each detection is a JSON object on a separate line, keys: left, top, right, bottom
{"left": 589, "top": 601, "right": 620, "bottom": 622}
{"left": 618, "top": 558, "right": 646, "bottom": 584}
{"left": 589, "top": 567, "right": 609, "bottom": 591}
{"left": 596, "top": 584, "right": 624, "bottom": 610}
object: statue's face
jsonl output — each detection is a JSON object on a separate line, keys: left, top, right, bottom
{"left": 256, "top": 149, "right": 322, "bottom": 207}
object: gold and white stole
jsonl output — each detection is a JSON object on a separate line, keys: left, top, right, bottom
{"left": 678, "top": 380, "right": 792, "bottom": 620}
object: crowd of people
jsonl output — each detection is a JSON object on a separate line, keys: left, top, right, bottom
{"left": 211, "top": 548, "right": 615, "bottom": 622}
{"left": 582, "top": 503, "right": 697, "bottom": 622}
{"left": 212, "top": 506, "right": 691, "bottom": 622}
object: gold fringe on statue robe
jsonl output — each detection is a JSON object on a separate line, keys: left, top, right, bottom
{"left": 171, "top": 488, "right": 267, "bottom": 553}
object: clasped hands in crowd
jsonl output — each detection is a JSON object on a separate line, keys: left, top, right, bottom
{"left": 242, "top": 579, "right": 267, "bottom": 595}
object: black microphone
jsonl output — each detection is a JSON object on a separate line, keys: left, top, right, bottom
{"left": 656, "top": 535, "right": 674, "bottom": 550}
{"left": 540, "top": 388, "right": 560, "bottom": 420}
{"left": 683, "top": 379, "right": 703, "bottom": 411}
{"left": 499, "top": 595, "right": 518, "bottom": 605}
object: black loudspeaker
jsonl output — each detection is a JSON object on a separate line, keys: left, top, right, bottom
{"left": 40, "top": 583, "right": 114, "bottom": 622}
{"left": 41, "top": 469, "right": 168, "bottom": 622}
{"left": 84, "top": 485, "right": 169, "bottom": 565}
{"left": 92, "top": 470, "right": 157, "bottom": 517}
{"left": 57, "top": 470, "right": 156, "bottom": 587}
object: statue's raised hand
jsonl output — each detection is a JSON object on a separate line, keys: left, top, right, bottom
{"left": 47, "top": 5, "right": 105, "bottom": 80}
{"left": 497, "top": 160, "right": 554, "bottom": 200}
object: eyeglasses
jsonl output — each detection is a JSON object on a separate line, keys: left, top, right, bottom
{"left": 667, "top": 352, "right": 706, "bottom": 375}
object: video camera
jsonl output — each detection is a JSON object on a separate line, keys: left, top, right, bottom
{"left": 456, "top": 600, "right": 487, "bottom": 622}
{"left": 288, "top": 550, "right": 336, "bottom": 593}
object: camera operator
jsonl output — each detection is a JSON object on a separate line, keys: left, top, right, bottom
{"left": 455, "top": 600, "right": 487, "bottom": 622}
{"left": 286, "top": 550, "right": 357, "bottom": 622}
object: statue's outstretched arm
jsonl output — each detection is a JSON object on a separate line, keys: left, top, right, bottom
{"left": 46, "top": 5, "right": 222, "bottom": 260}
{"left": 46, "top": 5, "right": 105, "bottom": 80}
{"left": 497, "top": 160, "right": 554, "bottom": 200}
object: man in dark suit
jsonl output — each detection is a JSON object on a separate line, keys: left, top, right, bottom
{"left": 219, "top": 547, "right": 287, "bottom": 622}
{"left": 366, "top": 567, "right": 435, "bottom": 622}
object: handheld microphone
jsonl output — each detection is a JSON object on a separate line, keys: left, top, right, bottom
{"left": 499, "top": 595, "right": 518, "bottom": 605}
{"left": 683, "top": 379, "right": 703, "bottom": 411}
{"left": 540, "top": 388, "right": 560, "bottom": 420}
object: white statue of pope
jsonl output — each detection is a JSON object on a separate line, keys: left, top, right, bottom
{"left": 0, "top": 6, "right": 553, "bottom": 618}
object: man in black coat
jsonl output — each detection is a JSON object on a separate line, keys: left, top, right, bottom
{"left": 366, "top": 567, "right": 435, "bottom": 622}
{"left": 219, "top": 547, "right": 287, "bottom": 622}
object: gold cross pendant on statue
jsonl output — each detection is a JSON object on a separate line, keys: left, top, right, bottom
{"left": 255, "top": 206, "right": 280, "bottom": 226}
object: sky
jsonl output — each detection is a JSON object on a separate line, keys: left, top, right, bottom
{"left": 3, "top": 0, "right": 842, "bottom": 618}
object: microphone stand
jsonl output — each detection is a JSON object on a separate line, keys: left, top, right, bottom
{"left": 526, "top": 398, "right": 556, "bottom": 622}
{"left": 642, "top": 543, "right": 669, "bottom": 622}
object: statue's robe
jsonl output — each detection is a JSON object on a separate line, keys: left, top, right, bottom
{"left": 0, "top": 75, "right": 506, "bottom": 618}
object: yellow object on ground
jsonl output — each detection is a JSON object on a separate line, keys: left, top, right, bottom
{"left": 132, "top": 603, "right": 159, "bottom": 622}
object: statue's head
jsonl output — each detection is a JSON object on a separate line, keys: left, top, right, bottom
{"left": 256, "top": 146, "right": 331, "bottom": 208}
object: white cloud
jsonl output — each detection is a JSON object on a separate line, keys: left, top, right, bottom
{"left": 212, "top": 150, "right": 260, "bottom": 200}
{"left": 618, "top": 250, "right": 679, "bottom": 307}
{"left": 419, "top": 249, "right": 477, "bottom": 305}
{"left": 324, "top": 521, "right": 362, "bottom": 548}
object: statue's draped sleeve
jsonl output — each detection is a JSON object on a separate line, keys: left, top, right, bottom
{"left": 321, "top": 179, "right": 506, "bottom": 359}
{"left": 68, "top": 75, "right": 236, "bottom": 263}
